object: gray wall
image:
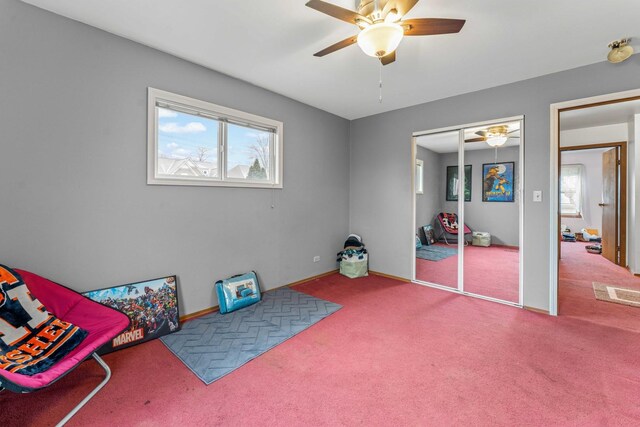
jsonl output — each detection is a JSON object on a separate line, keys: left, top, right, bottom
{"left": 440, "top": 147, "right": 520, "bottom": 246}
{"left": 349, "top": 55, "right": 640, "bottom": 311}
{"left": 416, "top": 145, "right": 520, "bottom": 246}
{"left": 415, "top": 146, "right": 441, "bottom": 233}
{"left": 0, "top": 1, "right": 350, "bottom": 315}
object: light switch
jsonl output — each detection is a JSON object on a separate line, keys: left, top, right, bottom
{"left": 533, "top": 190, "right": 543, "bottom": 202}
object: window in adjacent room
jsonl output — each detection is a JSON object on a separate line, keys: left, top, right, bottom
{"left": 148, "top": 88, "right": 283, "bottom": 188}
{"left": 560, "top": 164, "right": 583, "bottom": 217}
{"left": 416, "top": 159, "right": 424, "bottom": 194}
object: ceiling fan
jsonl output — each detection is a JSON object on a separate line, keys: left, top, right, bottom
{"left": 306, "top": 0, "right": 466, "bottom": 65}
{"left": 465, "top": 125, "right": 520, "bottom": 147}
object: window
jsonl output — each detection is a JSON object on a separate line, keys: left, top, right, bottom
{"left": 148, "top": 88, "right": 283, "bottom": 188}
{"left": 415, "top": 159, "right": 424, "bottom": 194}
{"left": 560, "top": 164, "right": 583, "bottom": 217}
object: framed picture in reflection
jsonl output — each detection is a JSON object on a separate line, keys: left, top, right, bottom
{"left": 482, "top": 162, "right": 515, "bottom": 202}
{"left": 446, "top": 165, "right": 472, "bottom": 202}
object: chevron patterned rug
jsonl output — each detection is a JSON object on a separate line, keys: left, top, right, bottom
{"left": 160, "top": 287, "right": 341, "bottom": 384}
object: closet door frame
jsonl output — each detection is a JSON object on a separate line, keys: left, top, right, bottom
{"left": 411, "top": 115, "right": 524, "bottom": 308}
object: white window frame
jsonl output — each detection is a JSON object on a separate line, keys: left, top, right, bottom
{"left": 415, "top": 159, "right": 424, "bottom": 194}
{"left": 147, "top": 88, "right": 283, "bottom": 188}
{"left": 560, "top": 164, "right": 583, "bottom": 217}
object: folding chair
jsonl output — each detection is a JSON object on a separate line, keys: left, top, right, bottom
{"left": 435, "top": 212, "right": 472, "bottom": 245}
{"left": 0, "top": 268, "right": 130, "bottom": 426}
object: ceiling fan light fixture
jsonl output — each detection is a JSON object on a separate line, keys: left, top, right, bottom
{"left": 357, "top": 22, "right": 404, "bottom": 57}
{"left": 384, "top": 9, "right": 400, "bottom": 23}
{"left": 354, "top": 17, "right": 371, "bottom": 29}
{"left": 484, "top": 125, "right": 509, "bottom": 147}
{"left": 486, "top": 136, "right": 508, "bottom": 147}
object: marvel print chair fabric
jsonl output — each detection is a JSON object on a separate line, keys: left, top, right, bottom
{"left": 0, "top": 266, "right": 130, "bottom": 426}
{"left": 435, "top": 212, "right": 472, "bottom": 245}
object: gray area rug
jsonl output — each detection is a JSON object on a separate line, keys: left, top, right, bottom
{"left": 160, "top": 287, "right": 341, "bottom": 384}
{"left": 416, "top": 245, "right": 458, "bottom": 261}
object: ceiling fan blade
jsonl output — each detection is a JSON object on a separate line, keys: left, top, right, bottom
{"left": 475, "top": 130, "right": 487, "bottom": 137}
{"left": 465, "top": 137, "right": 486, "bottom": 143}
{"left": 380, "top": 51, "right": 396, "bottom": 65}
{"left": 382, "top": 0, "right": 419, "bottom": 20}
{"left": 402, "top": 18, "right": 466, "bottom": 36}
{"left": 313, "top": 35, "right": 359, "bottom": 57}
{"left": 306, "top": 0, "right": 368, "bottom": 25}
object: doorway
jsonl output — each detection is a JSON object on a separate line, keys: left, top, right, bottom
{"left": 552, "top": 92, "right": 640, "bottom": 328}
{"left": 412, "top": 116, "right": 524, "bottom": 307}
{"left": 559, "top": 142, "right": 627, "bottom": 267}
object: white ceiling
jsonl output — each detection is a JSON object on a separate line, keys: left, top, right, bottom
{"left": 560, "top": 98, "right": 640, "bottom": 130}
{"left": 417, "top": 130, "right": 458, "bottom": 152}
{"left": 21, "top": 0, "right": 640, "bottom": 120}
{"left": 416, "top": 120, "right": 520, "bottom": 153}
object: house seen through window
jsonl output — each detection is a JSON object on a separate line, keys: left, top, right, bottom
{"left": 148, "top": 88, "right": 282, "bottom": 188}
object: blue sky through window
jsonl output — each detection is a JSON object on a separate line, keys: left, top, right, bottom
{"left": 157, "top": 107, "right": 218, "bottom": 164}
{"left": 157, "top": 107, "right": 270, "bottom": 180}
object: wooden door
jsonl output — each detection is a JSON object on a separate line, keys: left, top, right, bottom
{"left": 601, "top": 148, "right": 618, "bottom": 264}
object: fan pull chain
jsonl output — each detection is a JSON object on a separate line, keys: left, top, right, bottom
{"left": 379, "top": 62, "right": 383, "bottom": 103}
{"left": 494, "top": 146, "right": 498, "bottom": 164}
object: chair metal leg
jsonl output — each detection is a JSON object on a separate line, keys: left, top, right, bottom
{"left": 436, "top": 224, "right": 450, "bottom": 245}
{"left": 56, "top": 353, "right": 111, "bottom": 427}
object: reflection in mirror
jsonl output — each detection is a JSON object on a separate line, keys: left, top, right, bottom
{"left": 462, "top": 121, "right": 521, "bottom": 303}
{"left": 415, "top": 130, "right": 459, "bottom": 289}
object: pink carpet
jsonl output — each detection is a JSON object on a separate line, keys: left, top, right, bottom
{"left": 559, "top": 240, "right": 640, "bottom": 332}
{"left": 2, "top": 273, "right": 640, "bottom": 426}
{"left": 416, "top": 244, "right": 519, "bottom": 303}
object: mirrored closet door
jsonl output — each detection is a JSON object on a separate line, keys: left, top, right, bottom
{"left": 414, "top": 130, "right": 459, "bottom": 290}
{"left": 413, "top": 118, "right": 523, "bottom": 306}
{"left": 462, "top": 121, "right": 521, "bottom": 304}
